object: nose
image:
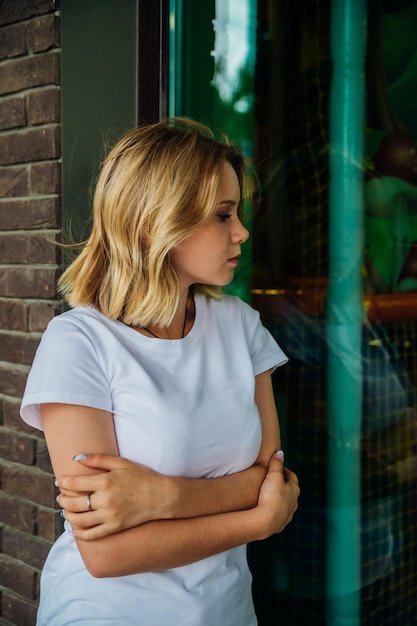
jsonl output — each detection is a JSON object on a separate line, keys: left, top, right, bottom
{"left": 232, "top": 217, "right": 250, "bottom": 244}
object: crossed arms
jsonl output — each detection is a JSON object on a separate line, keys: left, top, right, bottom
{"left": 43, "top": 370, "right": 299, "bottom": 577}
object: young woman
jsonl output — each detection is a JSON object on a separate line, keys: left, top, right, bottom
{"left": 21, "top": 118, "right": 299, "bottom": 625}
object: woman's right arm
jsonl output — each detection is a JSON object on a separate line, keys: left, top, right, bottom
{"left": 42, "top": 402, "right": 299, "bottom": 578}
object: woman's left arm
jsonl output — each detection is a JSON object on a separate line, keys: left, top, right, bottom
{"left": 58, "top": 370, "right": 281, "bottom": 540}
{"left": 254, "top": 369, "right": 281, "bottom": 463}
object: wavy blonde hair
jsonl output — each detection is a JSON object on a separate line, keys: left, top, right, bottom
{"left": 58, "top": 118, "right": 253, "bottom": 327}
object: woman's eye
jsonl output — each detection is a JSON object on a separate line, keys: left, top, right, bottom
{"left": 217, "top": 213, "right": 232, "bottom": 223}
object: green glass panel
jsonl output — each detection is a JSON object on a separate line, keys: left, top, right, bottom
{"left": 173, "top": 0, "right": 257, "bottom": 302}
{"left": 61, "top": 0, "right": 138, "bottom": 244}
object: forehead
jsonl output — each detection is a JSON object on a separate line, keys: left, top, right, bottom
{"left": 217, "top": 162, "right": 241, "bottom": 201}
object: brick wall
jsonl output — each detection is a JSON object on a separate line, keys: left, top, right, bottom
{"left": 0, "top": 1, "right": 62, "bottom": 624}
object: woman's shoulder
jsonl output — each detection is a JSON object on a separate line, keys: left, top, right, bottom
{"left": 41, "top": 307, "right": 120, "bottom": 351}
{"left": 50, "top": 305, "right": 99, "bottom": 321}
{"left": 47, "top": 306, "right": 109, "bottom": 332}
{"left": 198, "top": 294, "right": 263, "bottom": 340}
{"left": 203, "top": 293, "right": 259, "bottom": 320}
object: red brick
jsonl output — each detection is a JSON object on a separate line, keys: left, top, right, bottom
{"left": 0, "top": 555, "right": 36, "bottom": 598}
{"left": 3, "top": 397, "right": 37, "bottom": 433}
{"left": 0, "top": 426, "right": 36, "bottom": 463}
{"left": 0, "top": 232, "right": 59, "bottom": 264}
{"left": 0, "top": 95, "right": 26, "bottom": 129}
{"left": 0, "top": 331, "right": 40, "bottom": 365}
{"left": 29, "top": 300, "right": 60, "bottom": 332}
{"left": 0, "top": 51, "right": 60, "bottom": 96}
{"left": 0, "top": 125, "right": 60, "bottom": 165}
{"left": 0, "top": 22, "right": 27, "bottom": 59}
{"left": 0, "top": 196, "right": 60, "bottom": 230}
{"left": 0, "top": 267, "right": 59, "bottom": 298}
{"left": 0, "top": 363, "right": 29, "bottom": 397}
{"left": 3, "top": 527, "right": 50, "bottom": 570}
{"left": 26, "top": 14, "right": 60, "bottom": 54}
{"left": 36, "top": 437, "right": 53, "bottom": 473}
{"left": 37, "top": 506, "right": 62, "bottom": 542}
{"left": 0, "top": 0, "right": 56, "bottom": 27}
{"left": 0, "top": 299, "right": 27, "bottom": 331}
{"left": 27, "top": 86, "right": 60, "bottom": 125}
{"left": 0, "top": 164, "right": 28, "bottom": 196}
{"left": 1, "top": 590, "right": 38, "bottom": 626}
{"left": 0, "top": 492, "right": 36, "bottom": 534}
{"left": 30, "top": 160, "right": 61, "bottom": 194}
{"left": 3, "top": 464, "right": 55, "bottom": 507}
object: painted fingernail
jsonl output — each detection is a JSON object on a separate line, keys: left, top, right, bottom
{"left": 72, "top": 453, "right": 88, "bottom": 461}
{"left": 275, "top": 449, "right": 284, "bottom": 459}
{"left": 59, "top": 509, "right": 65, "bottom": 518}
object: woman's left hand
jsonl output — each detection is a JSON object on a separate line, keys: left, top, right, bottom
{"left": 56, "top": 454, "right": 174, "bottom": 540}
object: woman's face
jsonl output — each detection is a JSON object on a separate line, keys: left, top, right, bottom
{"left": 171, "top": 161, "right": 250, "bottom": 290}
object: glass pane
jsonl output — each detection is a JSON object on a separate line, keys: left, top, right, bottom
{"left": 61, "top": 0, "right": 138, "bottom": 243}
{"left": 172, "top": 0, "right": 257, "bottom": 302}
{"left": 171, "top": 1, "right": 417, "bottom": 624}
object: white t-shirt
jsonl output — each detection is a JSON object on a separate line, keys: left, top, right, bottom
{"left": 21, "top": 294, "right": 287, "bottom": 626}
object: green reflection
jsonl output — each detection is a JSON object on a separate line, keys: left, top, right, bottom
{"left": 172, "top": 0, "right": 257, "bottom": 302}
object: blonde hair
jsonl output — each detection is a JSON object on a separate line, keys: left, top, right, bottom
{"left": 58, "top": 118, "right": 253, "bottom": 327}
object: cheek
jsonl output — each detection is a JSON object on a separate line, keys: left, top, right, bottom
{"left": 171, "top": 241, "right": 202, "bottom": 271}
{"left": 171, "top": 227, "right": 221, "bottom": 270}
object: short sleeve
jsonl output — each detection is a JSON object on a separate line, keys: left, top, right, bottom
{"left": 20, "top": 313, "right": 112, "bottom": 431}
{"left": 240, "top": 299, "right": 288, "bottom": 375}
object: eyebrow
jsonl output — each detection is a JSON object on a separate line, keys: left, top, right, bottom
{"left": 217, "top": 199, "right": 239, "bottom": 207}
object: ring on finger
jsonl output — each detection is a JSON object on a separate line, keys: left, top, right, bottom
{"left": 86, "top": 494, "right": 92, "bottom": 511}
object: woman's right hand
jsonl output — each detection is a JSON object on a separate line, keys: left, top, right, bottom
{"left": 255, "top": 450, "right": 300, "bottom": 539}
{"left": 56, "top": 454, "right": 174, "bottom": 539}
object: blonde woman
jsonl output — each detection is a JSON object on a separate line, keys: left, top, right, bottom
{"left": 21, "top": 119, "right": 299, "bottom": 626}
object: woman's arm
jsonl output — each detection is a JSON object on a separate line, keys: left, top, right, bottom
{"left": 42, "top": 399, "right": 299, "bottom": 577}
{"left": 254, "top": 369, "right": 281, "bottom": 463}
{"left": 57, "top": 454, "right": 268, "bottom": 538}
{"left": 55, "top": 370, "right": 282, "bottom": 540}
{"left": 79, "top": 451, "right": 297, "bottom": 578}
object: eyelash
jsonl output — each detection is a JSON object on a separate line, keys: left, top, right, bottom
{"left": 217, "top": 213, "right": 232, "bottom": 223}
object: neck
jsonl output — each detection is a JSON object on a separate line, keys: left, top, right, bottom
{"left": 140, "top": 289, "right": 193, "bottom": 340}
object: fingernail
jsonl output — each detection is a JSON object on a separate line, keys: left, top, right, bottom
{"left": 59, "top": 509, "right": 65, "bottom": 518}
{"left": 275, "top": 449, "right": 284, "bottom": 459}
{"left": 54, "top": 479, "right": 59, "bottom": 487}
{"left": 72, "top": 453, "right": 88, "bottom": 461}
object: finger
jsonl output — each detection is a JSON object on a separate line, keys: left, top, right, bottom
{"left": 72, "top": 523, "right": 116, "bottom": 542}
{"left": 72, "top": 452, "right": 124, "bottom": 471}
{"left": 266, "top": 449, "right": 285, "bottom": 474}
{"left": 56, "top": 485, "right": 88, "bottom": 498}
{"left": 283, "top": 467, "right": 300, "bottom": 485}
{"left": 65, "top": 510, "right": 101, "bottom": 530}
{"left": 57, "top": 466, "right": 121, "bottom": 493}
{"left": 57, "top": 472, "right": 103, "bottom": 494}
{"left": 58, "top": 492, "right": 96, "bottom": 513}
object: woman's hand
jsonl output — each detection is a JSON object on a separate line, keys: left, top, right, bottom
{"left": 56, "top": 454, "right": 174, "bottom": 539}
{"left": 255, "top": 450, "right": 300, "bottom": 539}
{"left": 56, "top": 450, "right": 299, "bottom": 543}
{"left": 56, "top": 451, "right": 273, "bottom": 541}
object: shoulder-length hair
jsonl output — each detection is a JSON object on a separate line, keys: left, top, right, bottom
{"left": 58, "top": 118, "right": 254, "bottom": 327}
